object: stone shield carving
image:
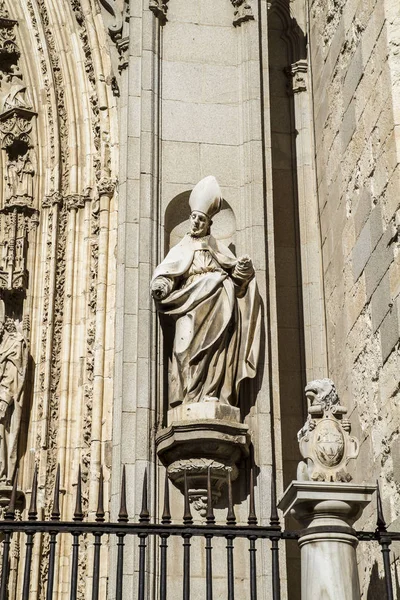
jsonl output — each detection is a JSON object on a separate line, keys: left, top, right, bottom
{"left": 297, "top": 379, "right": 360, "bottom": 483}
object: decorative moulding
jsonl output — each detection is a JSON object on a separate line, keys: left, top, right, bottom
{"left": 156, "top": 417, "right": 249, "bottom": 515}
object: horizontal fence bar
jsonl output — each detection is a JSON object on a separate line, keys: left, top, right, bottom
{"left": 0, "top": 521, "right": 398, "bottom": 543}
{"left": 0, "top": 522, "right": 283, "bottom": 537}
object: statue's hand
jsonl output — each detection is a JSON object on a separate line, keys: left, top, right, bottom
{"left": 151, "top": 277, "right": 172, "bottom": 301}
{"left": 232, "top": 255, "right": 254, "bottom": 283}
{"left": 237, "top": 255, "right": 253, "bottom": 272}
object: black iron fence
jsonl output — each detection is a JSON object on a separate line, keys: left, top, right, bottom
{"left": 0, "top": 466, "right": 398, "bottom": 600}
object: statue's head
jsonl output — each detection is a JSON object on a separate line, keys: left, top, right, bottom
{"left": 305, "top": 378, "right": 339, "bottom": 408}
{"left": 3, "top": 318, "right": 16, "bottom": 334}
{"left": 189, "top": 176, "right": 222, "bottom": 238}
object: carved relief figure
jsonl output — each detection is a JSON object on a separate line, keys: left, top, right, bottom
{"left": 0, "top": 317, "right": 28, "bottom": 484}
{"left": 2, "top": 83, "right": 32, "bottom": 112}
{"left": 151, "top": 176, "right": 261, "bottom": 408}
{"left": 5, "top": 152, "right": 34, "bottom": 205}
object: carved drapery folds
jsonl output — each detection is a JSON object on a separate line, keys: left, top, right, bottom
{"left": 0, "top": 317, "right": 28, "bottom": 486}
{"left": 154, "top": 177, "right": 261, "bottom": 510}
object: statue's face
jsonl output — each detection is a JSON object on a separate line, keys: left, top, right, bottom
{"left": 4, "top": 320, "right": 16, "bottom": 334}
{"left": 190, "top": 211, "right": 210, "bottom": 237}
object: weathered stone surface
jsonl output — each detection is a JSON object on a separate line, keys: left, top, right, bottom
{"left": 309, "top": 0, "right": 400, "bottom": 593}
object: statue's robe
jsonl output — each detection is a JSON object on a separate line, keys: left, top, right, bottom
{"left": 0, "top": 329, "right": 28, "bottom": 484}
{"left": 152, "top": 234, "right": 261, "bottom": 407}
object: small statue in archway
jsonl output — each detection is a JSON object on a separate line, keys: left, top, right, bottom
{"left": 151, "top": 176, "right": 261, "bottom": 409}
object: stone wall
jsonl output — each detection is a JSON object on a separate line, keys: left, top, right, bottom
{"left": 309, "top": 0, "right": 400, "bottom": 593}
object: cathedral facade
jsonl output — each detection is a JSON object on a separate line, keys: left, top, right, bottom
{"left": 0, "top": 0, "right": 398, "bottom": 597}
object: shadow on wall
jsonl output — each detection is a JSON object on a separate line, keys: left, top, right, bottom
{"left": 267, "top": 1, "right": 307, "bottom": 599}
{"left": 366, "top": 559, "right": 400, "bottom": 599}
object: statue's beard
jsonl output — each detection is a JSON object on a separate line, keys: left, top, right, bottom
{"left": 189, "top": 227, "right": 210, "bottom": 238}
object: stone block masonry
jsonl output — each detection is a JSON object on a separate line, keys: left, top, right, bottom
{"left": 309, "top": 0, "right": 400, "bottom": 595}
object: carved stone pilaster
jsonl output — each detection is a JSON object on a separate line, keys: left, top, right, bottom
{"left": 286, "top": 59, "right": 308, "bottom": 95}
{"left": 231, "top": 0, "right": 254, "bottom": 27}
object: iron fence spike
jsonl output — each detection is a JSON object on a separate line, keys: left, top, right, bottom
{"left": 28, "top": 464, "right": 38, "bottom": 521}
{"left": 226, "top": 470, "right": 236, "bottom": 526}
{"left": 73, "top": 464, "right": 84, "bottom": 522}
{"left": 162, "top": 469, "right": 171, "bottom": 525}
{"left": 139, "top": 468, "right": 150, "bottom": 523}
{"left": 118, "top": 465, "right": 129, "bottom": 523}
{"left": 183, "top": 469, "right": 193, "bottom": 525}
{"left": 51, "top": 464, "right": 61, "bottom": 521}
{"left": 96, "top": 467, "right": 105, "bottom": 523}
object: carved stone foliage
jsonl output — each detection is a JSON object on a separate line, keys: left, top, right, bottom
{"left": 0, "top": 4, "right": 20, "bottom": 79}
{"left": 297, "top": 379, "right": 360, "bottom": 483}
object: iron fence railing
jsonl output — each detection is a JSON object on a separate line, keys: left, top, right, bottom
{"left": 0, "top": 465, "right": 397, "bottom": 600}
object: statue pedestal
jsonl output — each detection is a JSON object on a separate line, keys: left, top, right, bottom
{"left": 157, "top": 403, "right": 249, "bottom": 514}
{"left": 167, "top": 400, "right": 240, "bottom": 425}
{"left": 279, "top": 481, "right": 375, "bottom": 600}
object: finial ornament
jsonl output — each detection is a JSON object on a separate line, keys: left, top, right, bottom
{"left": 297, "top": 378, "right": 359, "bottom": 482}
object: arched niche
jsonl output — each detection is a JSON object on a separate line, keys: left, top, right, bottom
{"left": 164, "top": 191, "right": 237, "bottom": 254}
